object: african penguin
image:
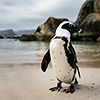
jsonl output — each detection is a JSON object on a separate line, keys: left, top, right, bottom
{"left": 41, "top": 21, "right": 83, "bottom": 94}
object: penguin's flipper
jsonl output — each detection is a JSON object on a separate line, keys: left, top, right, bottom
{"left": 69, "top": 43, "right": 77, "bottom": 63}
{"left": 64, "top": 42, "right": 81, "bottom": 78}
{"left": 41, "top": 50, "right": 51, "bottom": 72}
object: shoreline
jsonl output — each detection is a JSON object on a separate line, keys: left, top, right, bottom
{"left": 0, "top": 62, "right": 100, "bottom": 100}
{"left": 0, "top": 60, "right": 100, "bottom": 68}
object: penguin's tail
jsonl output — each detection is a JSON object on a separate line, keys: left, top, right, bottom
{"left": 75, "top": 65, "right": 81, "bottom": 78}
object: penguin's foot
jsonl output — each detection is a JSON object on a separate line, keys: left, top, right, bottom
{"left": 63, "top": 84, "right": 75, "bottom": 94}
{"left": 49, "top": 82, "right": 62, "bottom": 92}
{"left": 49, "top": 86, "right": 62, "bottom": 92}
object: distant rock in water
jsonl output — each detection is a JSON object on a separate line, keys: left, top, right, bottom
{"left": 0, "top": 29, "right": 17, "bottom": 38}
{"left": 0, "top": 35, "right": 4, "bottom": 39}
{"left": 33, "top": 17, "right": 69, "bottom": 41}
{"left": 75, "top": 0, "right": 100, "bottom": 41}
{"left": 19, "top": 34, "right": 37, "bottom": 41}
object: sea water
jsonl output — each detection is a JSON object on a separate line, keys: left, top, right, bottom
{"left": 0, "top": 39, "right": 100, "bottom": 67}
{"left": 0, "top": 39, "right": 49, "bottom": 64}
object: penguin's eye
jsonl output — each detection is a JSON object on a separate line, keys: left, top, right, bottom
{"left": 69, "top": 24, "right": 75, "bottom": 27}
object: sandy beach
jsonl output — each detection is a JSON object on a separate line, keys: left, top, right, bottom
{"left": 0, "top": 62, "right": 100, "bottom": 100}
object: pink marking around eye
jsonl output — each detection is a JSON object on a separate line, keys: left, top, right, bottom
{"left": 69, "top": 24, "right": 75, "bottom": 27}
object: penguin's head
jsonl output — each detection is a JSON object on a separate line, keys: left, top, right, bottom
{"left": 55, "top": 21, "right": 83, "bottom": 38}
{"left": 62, "top": 21, "right": 83, "bottom": 34}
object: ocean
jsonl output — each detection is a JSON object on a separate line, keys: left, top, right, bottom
{"left": 0, "top": 39, "right": 100, "bottom": 67}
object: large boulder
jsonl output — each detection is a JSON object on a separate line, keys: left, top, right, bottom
{"left": 75, "top": 0, "right": 94, "bottom": 26}
{"left": 33, "top": 17, "right": 69, "bottom": 41}
{"left": 75, "top": 0, "right": 100, "bottom": 41}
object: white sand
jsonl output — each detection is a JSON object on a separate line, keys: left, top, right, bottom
{"left": 0, "top": 63, "right": 100, "bottom": 100}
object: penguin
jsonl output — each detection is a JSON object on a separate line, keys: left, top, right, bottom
{"left": 41, "top": 21, "right": 83, "bottom": 94}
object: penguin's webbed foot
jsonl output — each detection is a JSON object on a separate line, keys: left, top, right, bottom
{"left": 49, "top": 86, "right": 62, "bottom": 92}
{"left": 63, "top": 84, "right": 75, "bottom": 94}
{"left": 49, "top": 82, "right": 62, "bottom": 92}
{"left": 49, "top": 87, "right": 61, "bottom": 92}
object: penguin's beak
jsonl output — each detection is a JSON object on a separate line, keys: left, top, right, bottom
{"left": 78, "top": 28, "right": 83, "bottom": 34}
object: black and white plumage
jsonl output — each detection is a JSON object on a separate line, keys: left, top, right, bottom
{"left": 41, "top": 21, "right": 83, "bottom": 94}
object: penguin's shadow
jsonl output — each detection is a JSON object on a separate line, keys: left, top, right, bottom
{"left": 75, "top": 84, "right": 88, "bottom": 91}
{"left": 60, "top": 84, "right": 96, "bottom": 93}
{"left": 75, "top": 83, "right": 97, "bottom": 91}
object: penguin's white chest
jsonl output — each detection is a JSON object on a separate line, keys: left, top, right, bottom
{"left": 50, "top": 39, "right": 74, "bottom": 84}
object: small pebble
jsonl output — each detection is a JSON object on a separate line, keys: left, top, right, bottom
{"left": 92, "top": 82, "right": 95, "bottom": 85}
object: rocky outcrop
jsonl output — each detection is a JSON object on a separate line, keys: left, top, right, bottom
{"left": 75, "top": 0, "right": 100, "bottom": 41}
{"left": 19, "top": 34, "right": 37, "bottom": 41}
{"left": 32, "top": 0, "right": 100, "bottom": 41}
{"left": 33, "top": 17, "right": 69, "bottom": 41}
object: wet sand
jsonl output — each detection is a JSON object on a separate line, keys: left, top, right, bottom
{"left": 0, "top": 63, "right": 100, "bottom": 100}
